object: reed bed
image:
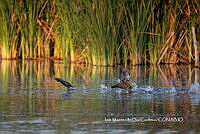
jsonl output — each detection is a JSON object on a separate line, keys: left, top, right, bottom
{"left": 0, "top": 0, "right": 199, "bottom": 66}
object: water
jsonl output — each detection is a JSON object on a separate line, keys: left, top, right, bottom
{"left": 0, "top": 60, "right": 200, "bottom": 134}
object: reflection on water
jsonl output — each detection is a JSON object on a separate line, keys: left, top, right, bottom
{"left": 0, "top": 60, "right": 200, "bottom": 133}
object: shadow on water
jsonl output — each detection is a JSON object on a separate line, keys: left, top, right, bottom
{"left": 0, "top": 60, "right": 200, "bottom": 133}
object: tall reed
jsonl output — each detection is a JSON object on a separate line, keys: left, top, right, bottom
{"left": 124, "top": 0, "right": 153, "bottom": 65}
{"left": 82, "top": 0, "right": 124, "bottom": 66}
{"left": 0, "top": 0, "right": 18, "bottom": 59}
{"left": 0, "top": 0, "right": 199, "bottom": 65}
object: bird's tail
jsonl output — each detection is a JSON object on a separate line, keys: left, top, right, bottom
{"left": 55, "top": 78, "right": 74, "bottom": 88}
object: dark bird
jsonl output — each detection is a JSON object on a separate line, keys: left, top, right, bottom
{"left": 111, "top": 69, "right": 133, "bottom": 90}
{"left": 55, "top": 78, "right": 74, "bottom": 88}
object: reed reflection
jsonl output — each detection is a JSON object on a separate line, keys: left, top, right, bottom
{"left": 0, "top": 60, "right": 199, "bottom": 130}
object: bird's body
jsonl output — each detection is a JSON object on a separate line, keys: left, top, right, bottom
{"left": 111, "top": 79, "right": 133, "bottom": 90}
{"left": 111, "top": 69, "right": 133, "bottom": 91}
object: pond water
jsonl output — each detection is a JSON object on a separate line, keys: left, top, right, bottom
{"left": 0, "top": 60, "right": 200, "bottom": 134}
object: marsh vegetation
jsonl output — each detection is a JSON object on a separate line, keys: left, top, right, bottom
{"left": 0, "top": 0, "right": 199, "bottom": 66}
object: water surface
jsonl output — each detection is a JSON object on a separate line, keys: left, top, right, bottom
{"left": 0, "top": 60, "right": 200, "bottom": 133}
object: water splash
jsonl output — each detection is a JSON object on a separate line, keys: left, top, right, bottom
{"left": 100, "top": 84, "right": 109, "bottom": 90}
{"left": 59, "top": 81, "right": 200, "bottom": 99}
{"left": 188, "top": 83, "right": 200, "bottom": 105}
{"left": 189, "top": 83, "right": 200, "bottom": 94}
{"left": 164, "top": 87, "right": 177, "bottom": 94}
{"left": 99, "top": 84, "right": 109, "bottom": 94}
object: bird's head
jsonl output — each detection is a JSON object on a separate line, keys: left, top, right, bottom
{"left": 120, "top": 69, "right": 130, "bottom": 80}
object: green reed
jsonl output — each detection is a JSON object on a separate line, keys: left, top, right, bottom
{"left": 0, "top": 0, "right": 17, "bottom": 59}
{"left": 56, "top": 0, "right": 85, "bottom": 62}
{"left": 147, "top": 2, "right": 169, "bottom": 64}
{"left": 123, "top": 0, "right": 151, "bottom": 65}
{"left": 83, "top": 0, "right": 122, "bottom": 66}
{"left": 0, "top": 0, "right": 199, "bottom": 65}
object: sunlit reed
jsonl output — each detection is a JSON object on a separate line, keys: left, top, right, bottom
{"left": 0, "top": 0, "right": 199, "bottom": 65}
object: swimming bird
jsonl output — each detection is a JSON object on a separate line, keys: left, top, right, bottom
{"left": 55, "top": 78, "right": 74, "bottom": 88}
{"left": 55, "top": 69, "right": 133, "bottom": 90}
{"left": 111, "top": 69, "right": 133, "bottom": 90}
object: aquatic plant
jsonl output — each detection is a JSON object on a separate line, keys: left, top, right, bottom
{"left": 0, "top": 0, "right": 199, "bottom": 65}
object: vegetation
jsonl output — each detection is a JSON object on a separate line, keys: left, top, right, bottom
{"left": 0, "top": 0, "right": 199, "bottom": 66}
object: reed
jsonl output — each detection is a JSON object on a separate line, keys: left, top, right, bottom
{"left": 0, "top": 0, "right": 199, "bottom": 65}
{"left": 147, "top": 1, "right": 169, "bottom": 64}
{"left": 79, "top": 0, "right": 122, "bottom": 66}
{"left": 0, "top": 0, "right": 17, "bottom": 59}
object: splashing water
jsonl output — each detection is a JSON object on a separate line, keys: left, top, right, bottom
{"left": 189, "top": 83, "right": 200, "bottom": 94}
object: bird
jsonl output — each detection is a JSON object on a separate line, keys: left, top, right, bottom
{"left": 55, "top": 69, "right": 133, "bottom": 91}
{"left": 55, "top": 78, "right": 74, "bottom": 88}
{"left": 111, "top": 69, "right": 133, "bottom": 90}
